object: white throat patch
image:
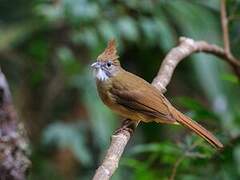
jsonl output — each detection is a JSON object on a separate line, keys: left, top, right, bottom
{"left": 96, "top": 68, "right": 109, "bottom": 81}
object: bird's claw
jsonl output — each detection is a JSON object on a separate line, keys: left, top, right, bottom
{"left": 113, "top": 119, "right": 137, "bottom": 135}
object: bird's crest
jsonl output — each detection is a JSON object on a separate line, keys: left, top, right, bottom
{"left": 97, "top": 39, "right": 119, "bottom": 64}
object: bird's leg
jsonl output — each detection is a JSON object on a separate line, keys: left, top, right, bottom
{"left": 114, "top": 119, "right": 139, "bottom": 135}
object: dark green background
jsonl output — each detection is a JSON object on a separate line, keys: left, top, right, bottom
{"left": 1, "top": 0, "right": 240, "bottom": 179}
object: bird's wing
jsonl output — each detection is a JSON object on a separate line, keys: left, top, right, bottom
{"left": 110, "top": 72, "right": 175, "bottom": 123}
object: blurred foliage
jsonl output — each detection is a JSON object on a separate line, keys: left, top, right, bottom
{"left": 42, "top": 121, "right": 92, "bottom": 166}
{"left": 1, "top": 0, "right": 240, "bottom": 179}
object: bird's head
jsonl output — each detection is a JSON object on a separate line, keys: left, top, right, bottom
{"left": 91, "top": 39, "right": 121, "bottom": 81}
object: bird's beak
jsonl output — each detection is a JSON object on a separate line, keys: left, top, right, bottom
{"left": 91, "top": 62, "right": 100, "bottom": 69}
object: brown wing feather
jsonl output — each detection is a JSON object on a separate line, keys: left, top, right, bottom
{"left": 111, "top": 89, "right": 168, "bottom": 118}
{"left": 110, "top": 70, "right": 176, "bottom": 123}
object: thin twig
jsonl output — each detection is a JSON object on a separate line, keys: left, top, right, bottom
{"left": 169, "top": 140, "right": 203, "bottom": 180}
{"left": 169, "top": 156, "right": 185, "bottom": 180}
{"left": 221, "top": 0, "right": 231, "bottom": 55}
{"left": 219, "top": 0, "right": 240, "bottom": 77}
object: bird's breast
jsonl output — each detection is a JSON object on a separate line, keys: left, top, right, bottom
{"left": 96, "top": 78, "right": 148, "bottom": 121}
{"left": 96, "top": 79, "right": 115, "bottom": 107}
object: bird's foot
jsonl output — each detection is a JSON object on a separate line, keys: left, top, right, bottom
{"left": 114, "top": 126, "right": 133, "bottom": 135}
{"left": 113, "top": 119, "right": 138, "bottom": 135}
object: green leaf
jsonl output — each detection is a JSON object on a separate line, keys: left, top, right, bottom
{"left": 0, "top": 24, "right": 33, "bottom": 50}
{"left": 154, "top": 17, "right": 175, "bottom": 51}
{"left": 98, "top": 20, "right": 117, "bottom": 42}
{"left": 233, "top": 145, "right": 240, "bottom": 175}
{"left": 57, "top": 46, "right": 81, "bottom": 75}
{"left": 121, "top": 158, "right": 159, "bottom": 180}
{"left": 221, "top": 73, "right": 239, "bottom": 84}
{"left": 67, "top": 1, "right": 100, "bottom": 21}
{"left": 129, "top": 142, "right": 180, "bottom": 155}
{"left": 175, "top": 96, "right": 218, "bottom": 120}
{"left": 117, "top": 16, "right": 139, "bottom": 41}
{"left": 71, "top": 28, "right": 99, "bottom": 48}
{"left": 139, "top": 17, "right": 156, "bottom": 45}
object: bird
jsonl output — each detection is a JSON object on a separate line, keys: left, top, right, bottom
{"left": 91, "top": 39, "right": 223, "bottom": 149}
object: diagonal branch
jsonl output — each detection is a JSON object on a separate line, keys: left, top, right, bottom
{"left": 93, "top": 3, "right": 240, "bottom": 179}
{"left": 92, "top": 36, "right": 240, "bottom": 180}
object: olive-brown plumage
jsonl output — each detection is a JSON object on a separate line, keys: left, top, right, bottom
{"left": 92, "top": 40, "right": 223, "bottom": 149}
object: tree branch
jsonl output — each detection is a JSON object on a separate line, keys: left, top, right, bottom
{"left": 93, "top": 3, "right": 240, "bottom": 176}
{"left": 92, "top": 36, "right": 240, "bottom": 180}
{"left": 219, "top": 0, "right": 240, "bottom": 77}
{"left": 153, "top": 37, "right": 240, "bottom": 90}
{"left": 0, "top": 68, "right": 30, "bottom": 180}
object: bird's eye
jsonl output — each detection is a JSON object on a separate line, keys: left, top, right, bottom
{"left": 106, "top": 62, "right": 112, "bottom": 67}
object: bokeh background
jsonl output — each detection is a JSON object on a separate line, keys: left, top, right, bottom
{"left": 1, "top": 0, "right": 240, "bottom": 179}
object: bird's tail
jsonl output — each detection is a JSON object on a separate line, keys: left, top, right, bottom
{"left": 173, "top": 109, "right": 223, "bottom": 149}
